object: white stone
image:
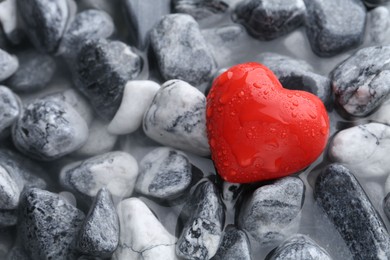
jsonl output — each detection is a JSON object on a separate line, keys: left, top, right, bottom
{"left": 60, "top": 151, "right": 138, "bottom": 198}
{"left": 0, "top": 165, "right": 19, "bottom": 210}
{"left": 330, "top": 123, "right": 390, "bottom": 178}
{"left": 0, "top": 49, "right": 18, "bottom": 81}
{"left": 0, "top": 0, "right": 18, "bottom": 41}
{"left": 113, "top": 198, "right": 177, "bottom": 260}
{"left": 143, "top": 79, "right": 210, "bottom": 156}
{"left": 108, "top": 80, "right": 160, "bottom": 135}
{"left": 75, "top": 119, "right": 117, "bottom": 157}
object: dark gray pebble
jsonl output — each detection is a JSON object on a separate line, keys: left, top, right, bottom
{"left": 211, "top": 225, "right": 251, "bottom": 260}
{"left": 0, "top": 86, "right": 20, "bottom": 134}
{"left": 76, "top": 39, "right": 142, "bottom": 120}
{"left": 77, "top": 188, "right": 119, "bottom": 258}
{"left": 314, "top": 164, "right": 390, "bottom": 259}
{"left": 173, "top": 0, "right": 228, "bottom": 20}
{"left": 0, "top": 49, "right": 18, "bottom": 81}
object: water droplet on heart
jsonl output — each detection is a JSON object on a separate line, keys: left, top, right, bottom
{"left": 295, "top": 92, "right": 301, "bottom": 97}
{"left": 227, "top": 71, "right": 233, "bottom": 79}
{"left": 311, "top": 129, "right": 316, "bottom": 137}
{"left": 270, "top": 127, "right": 276, "bottom": 133}
{"left": 231, "top": 111, "right": 236, "bottom": 116}
{"left": 219, "top": 95, "right": 229, "bottom": 104}
{"left": 287, "top": 94, "right": 293, "bottom": 98}
{"left": 217, "top": 107, "right": 223, "bottom": 112}
{"left": 223, "top": 161, "right": 229, "bottom": 167}
{"left": 291, "top": 111, "right": 298, "bottom": 118}
{"left": 320, "top": 127, "right": 328, "bottom": 136}
{"left": 263, "top": 89, "right": 269, "bottom": 95}
{"left": 266, "top": 141, "right": 279, "bottom": 149}
{"left": 209, "top": 92, "right": 215, "bottom": 98}
{"left": 238, "top": 91, "right": 245, "bottom": 97}
{"left": 230, "top": 170, "right": 237, "bottom": 176}
{"left": 281, "top": 132, "right": 287, "bottom": 139}
{"left": 292, "top": 100, "right": 299, "bottom": 106}
{"left": 210, "top": 138, "right": 216, "bottom": 148}
{"left": 217, "top": 151, "right": 222, "bottom": 157}
{"left": 206, "top": 106, "right": 213, "bottom": 117}
{"left": 253, "top": 83, "right": 262, "bottom": 88}
{"left": 246, "top": 132, "right": 253, "bottom": 138}
{"left": 308, "top": 111, "right": 317, "bottom": 119}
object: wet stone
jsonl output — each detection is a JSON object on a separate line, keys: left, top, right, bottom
{"left": 6, "top": 50, "right": 56, "bottom": 92}
{"left": 123, "top": 0, "right": 170, "bottom": 49}
{"left": 258, "top": 52, "right": 331, "bottom": 106}
{"left": 331, "top": 46, "right": 390, "bottom": 117}
{"left": 77, "top": 188, "right": 119, "bottom": 258}
{"left": 266, "top": 234, "right": 332, "bottom": 260}
{"left": 173, "top": 0, "right": 229, "bottom": 20}
{"left": 329, "top": 123, "right": 390, "bottom": 178}
{"left": 12, "top": 98, "right": 89, "bottom": 161}
{"left": 314, "top": 164, "right": 390, "bottom": 259}
{"left": 76, "top": 39, "right": 142, "bottom": 120}
{"left": 238, "top": 177, "right": 304, "bottom": 245}
{"left": 176, "top": 180, "right": 225, "bottom": 260}
{"left": 60, "top": 151, "right": 138, "bottom": 199}
{"left": 211, "top": 225, "right": 251, "bottom": 260}
{"left": 304, "top": 0, "right": 366, "bottom": 57}
{"left": 234, "top": 0, "right": 306, "bottom": 40}
{"left": 0, "top": 86, "right": 20, "bottom": 134}
{"left": 17, "top": 0, "right": 71, "bottom": 53}
{"left": 60, "top": 9, "right": 115, "bottom": 61}
{"left": 18, "top": 188, "right": 85, "bottom": 260}
{"left": 150, "top": 14, "right": 216, "bottom": 86}
{"left": 0, "top": 48, "right": 18, "bottom": 81}
{"left": 113, "top": 197, "right": 177, "bottom": 260}
{"left": 108, "top": 80, "right": 160, "bottom": 135}
{"left": 143, "top": 79, "right": 210, "bottom": 156}
{"left": 135, "top": 147, "right": 192, "bottom": 200}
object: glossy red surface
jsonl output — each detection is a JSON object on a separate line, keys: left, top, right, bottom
{"left": 206, "top": 62, "right": 330, "bottom": 183}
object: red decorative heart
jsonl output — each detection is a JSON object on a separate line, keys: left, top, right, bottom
{"left": 206, "top": 62, "right": 329, "bottom": 183}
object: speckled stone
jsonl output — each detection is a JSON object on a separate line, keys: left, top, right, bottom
{"left": 235, "top": 0, "right": 306, "bottom": 40}
{"left": 211, "top": 225, "right": 251, "bottom": 260}
{"left": 258, "top": 52, "right": 331, "bottom": 106}
{"left": 135, "top": 147, "right": 192, "bottom": 200}
{"left": 150, "top": 14, "right": 216, "bottom": 86}
{"left": 0, "top": 48, "right": 18, "bottom": 81}
{"left": 6, "top": 50, "right": 56, "bottom": 92}
{"left": 0, "top": 165, "right": 19, "bottom": 210}
{"left": 16, "top": 0, "right": 71, "bottom": 53}
{"left": 304, "top": 0, "right": 366, "bottom": 57}
{"left": 77, "top": 188, "right": 119, "bottom": 258}
{"left": 177, "top": 180, "right": 225, "bottom": 260}
{"left": 18, "top": 188, "right": 85, "bottom": 260}
{"left": 331, "top": 46, "right": 390, "bottom": 117}
{"left": 383, "top": 192, "right": 390, "bottom": 222}
{"left": 0, "top": 86, "right": 20, "bottom": 134}
{"left": 76, "top": 39, "right": 142, "bottom": 120}
{"left": 173, "top": 0, "right": 228, "bottom": 20}
{"left": 143, "top": 79, "right": 209, "bottom": 156}
{"left": 12, "top": 98, "right": 89, "bottom": 161}
{"left": 238, "top": 177, "right": 304, "bottom": 245}
{"left": 266, "top": 234, "right": 332, "bottom": 260}
{"left": 314, "top": 164, "right": 390, "bottom": 259}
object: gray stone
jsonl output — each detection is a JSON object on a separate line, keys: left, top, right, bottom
{"left": 266, "top": 234, "right": 332, "bottom": 260}
{"left": 258, "top": 52, "right": 331, "bottom": 106}
{"left": 384, "top": 192, "right": 390, "bottom": 221}
{"left": 234, "top": 0, "right": 306, "bottom": 40}
{"left": 0, "top": 210, "right": 17, "bottom": 227}
{"left": 173, "top": 0, "right": 228, "bottom": 20}
{"left": 364, "top": 0, "right": 390, "bottom": 7}
{"left": 136, "top": 147, "right": 192, "bottom": 200}
{"left": 0, "top": 86, "right": 20, "bottom": 134}
{"left": 18, "top": 188, "right": 85, "bottom": 260}
{"left": 238, "top": 177, "right": 304, "bottom": 245}
{"left": 143, "top": 80, "right": 210, "bottom": 156}
{"left": 123, "top": 0, "right": 170, "bottom": 49}
{"left": 0, "top": 48, "right": 18, "bottom": 81}
{"left": 331, "top": 46, "right": 390, "bottom": 117}
{"left": 77, "top": 188, "right": 119, "bottom": 258}
{"left": 12, "top": 98, "right": 89, "bottom": 161}
{"left": 304, "top": 0, "right": 366, "bottom": 57}
{"left": 6, "top": 50, "right": 56, "bottom": 92}
{"left": 314, "top": 164, "right": 390, "bottom": 259}
{"left": 177, "top": 180, "right": 224, "bottom": 260}
{"left": 364, "top": 6, "right": 390, "bottom": 44}
{"left": 60, "top": 151, "right": 138, "bottom": 199}
{"left": 76, "top": 39, "right": 142, "bottom": 120}
{"left": 59, "top": 9, "right": 115, "bottom": 61}
{"left": 150, "top": 14, "right": 216, "bottom": 86}
{"left": 211, "top": 225, "right": 251, "bottom": 260}
{"left": 0, "top": 165, "right": 19, "bottom": 210}
{"left": 16, "top": 0, "right": 71, "bottom": 53}
{"left": 0, "top": 0, "right": 24, "bottom": 44}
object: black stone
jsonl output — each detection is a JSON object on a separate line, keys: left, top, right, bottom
{"left": 258, "top": 52, "right": 331, "bottom": 106}
{"left": 384, "top": 192, "right": 390, "bottom": 221}
{"left": 77, "top": 188, "right": 119, "bottom": 258}
{"left": 314, "top": 164, "right": 390, "bottom": 259}
{"left": 6, "top": 50, "right": 56, "bottom": 92}
{"left": 364, "top": 0, "right": 390, "bottom": 7}
{"left": 6, "top": 246, "right": 30, "bottom": 260}
{"left": 173, "top": 0, "right": 228, "bottom": 20}
{"left": 76, "top": 39, "right": 142, "bottom": 120}
{"left": 304, "top": 0, "right": 366, "bottom": 57}
{"left": 238, "top": 177, "right": 305, "bottom": 245}
{"left": 331, "top": 46, "right": 390, "bottom": 117}
{"left": 211, "top": 225, "right": 251, "bottom": 260}
{"left": 177, "top": 180, "right": 225, "bottom": 260}
{"left": 135, "top": 147, "right": 192, "bottom": 200}
{"left": 265, "top": 234, "right": 332, "bottom": 260}
{"left": 0, "top": 209, "right": 17, "bottom": 227}
{"left": 16, "top": 0, "right": 71, "bottom": 53}
{"left": 234, "top": 0, "right": 306, "bottom": 40}
{"left": 18, "top": 188, "right": 85, "bottom": 260}
{"left": 0, "top": 86, "right": 20, "bottom": 133}
{"left": 150, "top": 14, "right": 216, "bottom": 86}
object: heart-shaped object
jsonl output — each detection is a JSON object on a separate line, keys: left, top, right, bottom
{"left": 206, "top": 62, "right": 329, "bottom": 183}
